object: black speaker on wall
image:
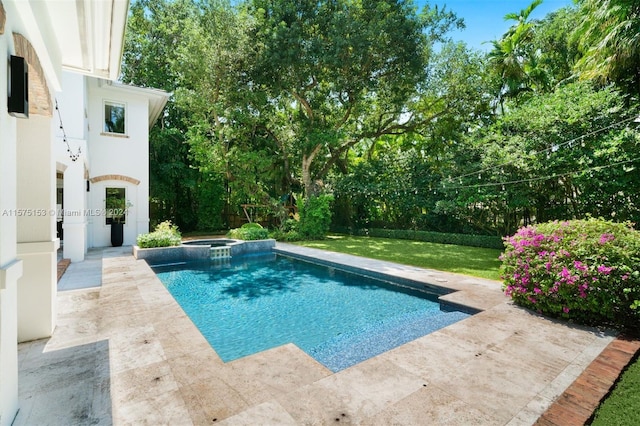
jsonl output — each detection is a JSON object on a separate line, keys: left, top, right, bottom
{"left": 8, "top": 55, "right": 29, "bottom": 118}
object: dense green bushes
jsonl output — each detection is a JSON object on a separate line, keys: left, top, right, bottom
{"left": 227, "top": 222, "right": 270, "bottom": 240}
{"left": 501, "top": 218, "right": 640, "bottom": 332}
{"left": 137, "top": 221, "right": 182, "bottom": 248}
{"left": 297, "top": 195, "right": 333, "bottom": 240}
{"left": 333, "top": 227, "right": 504, "bottom": 249}
{"left": 269, "top": 195, "right": 333, "bottom": 241}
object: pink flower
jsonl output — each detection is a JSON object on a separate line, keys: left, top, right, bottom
{"left": 597, "top": 265, "right": 614, "bottom": 275}
{"left": 598, "top": 233, "right": 615, "bottom": 245}
{"left": 562, "top": 307, "right": 570, "bottom": 314}
{"left": 622, "top": 274, "right": 629, "bottom": 281}
{"left": 573, "top": 261, "right": 587, "bottom": 272}
{"left": 560, "top": 267, "right": 578, "bottom": 285}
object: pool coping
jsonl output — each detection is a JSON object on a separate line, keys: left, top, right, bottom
{"left": 16, "top": 244, "right": 618, "bottom": 425}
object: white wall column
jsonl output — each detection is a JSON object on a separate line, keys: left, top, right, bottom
{"left": 0, "top": 40, "right": 23, "bottom": 425}
{"left": 62, "top": 160, "right": 87, "bottom": 262}
{"left": 16, "top": 115, "right": 58, "bottom": 342}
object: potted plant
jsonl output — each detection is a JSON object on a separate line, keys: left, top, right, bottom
{"left": 105, "top": 190, "right": 131, "bottom": 247}
{"left": 110, "top": 216, "right": 125, "bottom": 247}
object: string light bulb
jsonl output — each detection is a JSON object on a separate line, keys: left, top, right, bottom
{"left": 55, "top": 99, "right": 81, "bottom": 162}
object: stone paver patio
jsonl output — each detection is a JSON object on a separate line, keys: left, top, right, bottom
{"left": 14, "top": 244, "right": 617, "bottom": 425}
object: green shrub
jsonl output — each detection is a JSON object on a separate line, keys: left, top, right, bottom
{"left": 501, "top": 218, "right": 640, "bottom": 332}
{"left": 298, "top": 194, "right": 333, "bottom": 240}
{"left": 331, "top": 227, "right": 504, "bottom": 249}
{"left": 137, "top": 220, "right": 182, "bottom": 248}
{"left": 270, "top": 219, "right": 302, "bottom": 242}
{"left": 270, "top": 229, "right": 302, "bottom": 242}
{"left": 227, "top": 222, "right": 270, "bottom": 240}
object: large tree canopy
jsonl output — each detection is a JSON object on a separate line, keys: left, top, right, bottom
{"left": 243, "top": 0, "right": 462, "bottom": 198}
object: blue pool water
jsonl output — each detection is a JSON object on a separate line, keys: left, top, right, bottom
{"left": 152, "top": 253, "right": 470, "bottom": 371}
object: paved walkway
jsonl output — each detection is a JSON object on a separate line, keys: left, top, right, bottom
{"left": 15, "top": 244, "right": 621, "bottom": 425}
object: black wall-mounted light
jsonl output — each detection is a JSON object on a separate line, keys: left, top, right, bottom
{"left": 86, "top": 180, "right": 90, "bottom": 192}
{"left": 8, "top": 55, "right": 29, "bottom": 118}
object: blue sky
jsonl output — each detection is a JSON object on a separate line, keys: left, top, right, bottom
{"left": 416, "top": 0, "right": 575, "bottom": 51}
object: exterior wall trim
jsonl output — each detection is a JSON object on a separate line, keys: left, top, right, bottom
{"left": 0, "top": 1, "right": 6, "bottom": 35}
{"left": 90, "top": 174, "right": 140, "bottom": 185}
{"left": 12, "top": 33, "right": 52, "bottom": 117}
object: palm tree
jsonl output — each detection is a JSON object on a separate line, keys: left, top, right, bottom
{"left": 488, "top": 0, "right": 547, "bottom": 107}
{"left": 573, "top": 0, "right": 640, "bottom": 98}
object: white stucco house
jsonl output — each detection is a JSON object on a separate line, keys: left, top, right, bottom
{"left": 0, "top": 2, "right": 168, "bottom": 423}
{"left": 56, "top": 72, "right": 169, "bottom": 261}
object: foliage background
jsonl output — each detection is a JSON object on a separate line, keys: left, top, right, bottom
{"left": 122, "top": 0, "right": 640, "bottom": 238}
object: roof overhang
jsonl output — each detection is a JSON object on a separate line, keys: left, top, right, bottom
{"left": 7, "top": 0, "right": 129, "bottom": 91}
{"left": 47, "top": 0, "right": 130, "bottom": 81}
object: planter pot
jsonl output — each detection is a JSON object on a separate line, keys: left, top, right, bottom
{"left": 111, "top": 222, "right": 124, "bottom": 247}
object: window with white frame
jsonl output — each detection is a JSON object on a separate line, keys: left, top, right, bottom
{"left": 104, "top": 101, "right": 126, "bottom": 134}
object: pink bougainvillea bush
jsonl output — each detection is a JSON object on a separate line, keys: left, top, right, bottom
{"left": 501, "top": 218, "right": 640, "bottom": 332}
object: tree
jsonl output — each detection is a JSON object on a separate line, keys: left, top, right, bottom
{"left": 123, "top": 0, "right": 249, "bottom": 230}
{"left": 573, "top": 0, "right": 640, "bottom": 99}
{"left": 446, "top": 82, "right": 640, "bottom": 235}
{"left": 122, "top": 0, "right": 205, "bottom": 230}
{"left": 243, "top": 0, "right": 462, "bottom": 199}
{"left": 487, "top": 0, "right": 545, "bottom": 106}
{"left": 531, "top": 7, "right": 581, "bottom": 87}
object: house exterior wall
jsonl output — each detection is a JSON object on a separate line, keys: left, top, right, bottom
{"left": 0, "top": 1, "right": 60, "bottom": 422}
{"left": 55, "top": 72, "right": 160, "bottom": 252}
{"left": 55, "top": 71, "right": 89, "bottom": 262}
{"left": 86, "top": 79, "right": 150, "bottom": 247}
{"left": 1, "top": 2, "right": 142, "bottom": 424}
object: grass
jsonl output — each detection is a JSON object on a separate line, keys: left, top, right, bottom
{"left": 590, "top": 355, "right": 640, "bottom": 426}
{"left": 294, "top": 235, "right": 502, "bottom": 280}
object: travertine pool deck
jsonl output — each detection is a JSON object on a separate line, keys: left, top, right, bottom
{"left": 15, "top": 244, "right": 617, "bottom": 425}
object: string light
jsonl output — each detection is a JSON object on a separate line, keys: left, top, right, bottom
{"left": 54, "top": 99, "right": 81, "bottom": 162}
{"left": 447, "top": 116, "right": 637, "bottom": 183}
{"left": 445, "top": 157, "right": 640, "bottom": 190}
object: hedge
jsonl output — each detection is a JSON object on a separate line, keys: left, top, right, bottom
{"left": 332, "top": 226, "right": 504, "bottom": 249}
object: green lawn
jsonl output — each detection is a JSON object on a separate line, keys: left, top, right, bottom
{"left": 590, "top": 355, "right": 640, "bottom": 426}
{"left": 294, "top": 235, "right": 502, "bottom": 280}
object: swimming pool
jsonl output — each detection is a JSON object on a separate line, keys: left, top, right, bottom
{"left": 152, "top": 253, "right": 470, "bottom": 371}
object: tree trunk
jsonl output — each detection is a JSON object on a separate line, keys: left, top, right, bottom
{"left": 302, "top": 144, "right": 323, "bottom": 200}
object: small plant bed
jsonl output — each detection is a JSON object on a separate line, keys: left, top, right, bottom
{"left": 294, "top": 235, "right": 502, "bottom": 280}
{"left": 137, "top": 221, "right": 182, "bottom": 248}
{"left": 227, "top": 222, "right": 270, "bottom": 240}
